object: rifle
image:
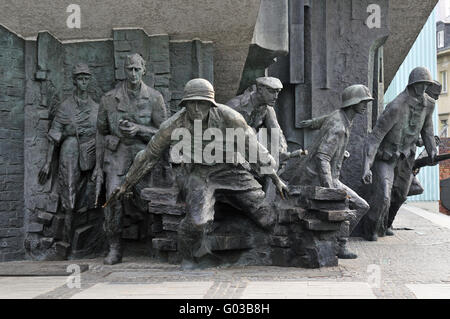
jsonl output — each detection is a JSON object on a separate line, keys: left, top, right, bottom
{"left": 413, "top": 153, "right": 450, "bottom": 171}
{"left": 102, "top": 184, "right": 133, "bottom": 208}
{"left": 279, "top": 149, "right": 308, "bottom": 163}
{"left": 94, "top": 176, "right": 103, "bottom": 209}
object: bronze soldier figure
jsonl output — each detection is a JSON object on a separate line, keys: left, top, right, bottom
{"left": 92, "top": 53, "right": 167, "bottom": 265}
{"left": 282, "top": 85, "right": 372, "bottom": 259}
{"left": 106, "top": 78, "right": 289, "bottom": 264}
{"left": 227, "top": 77, "right": 288, "bottom": 163}
{"left": 385, "top": 80, "right": 442, "bottom": 233}
{"left": 360, "top": 67, "right": 438, "bottom": 241}
{"left": 38, "top": 63, "right": 98, "bottom": 252}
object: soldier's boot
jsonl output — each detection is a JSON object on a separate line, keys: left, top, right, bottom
{"left": 385, "top": 227, "right": 395, "bottom": 236}
{"left": 364, "top": 233, "right": 378, "bottom": 242}
{"left": 104, "top": 236, "right": 122, "bottom": 265}
{"left": 337, "top": 238, "right": 357, "bottom": 259}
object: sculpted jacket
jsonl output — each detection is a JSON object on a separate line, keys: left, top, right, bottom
{"left": 364, "top": 88, "right": 436, "bottom": 169}
{"left": 227, "top": 86, "right": 288, "bottom": 155}
{"left": 96, "top": 81, "right": 167, "bottom": 175}
{"left": 122, "top": 103, "right": 277, "bottom": 188}
{"left": 282, "top": 109, "right": 351, "bottom": 186}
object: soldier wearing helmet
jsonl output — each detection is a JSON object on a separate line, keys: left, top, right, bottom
{"left": 359, "top": 67, "right": 438, "bottom": 241}
{"left": 107, "top": 78, "right": 289, "bottom": 265}
{"left": 281, "top": 84, "right": 372, "bottom": 259}
{"left": 92, "top": 53, "right": 168, "bottom": 265}
{"left": 38, "top": 63, "right": 99, "bottom": 258}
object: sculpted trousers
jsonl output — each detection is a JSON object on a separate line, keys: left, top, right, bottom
{"left": 386, "top": 154, "right": 416, "bottom": 230}
{"left": 104, "top": 174, "right": 125, "bottom": 238}
{"left": 177, "top": 165, "right": 273, "bottom": 259}
{"left": 360, "top": 157, "right": 397, "bottom": 238}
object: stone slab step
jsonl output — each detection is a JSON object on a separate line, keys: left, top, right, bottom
{"left": 314, "top": 210, "right": 354, "bottom": 222}
{"left": 302, "top": 218, "right": 341, "bottom": 231}
{"left": 289, "top": 186, "right": 348, "bottom": 201}
{"left": 141, "top": 187, "right": 179, "bottom": 204}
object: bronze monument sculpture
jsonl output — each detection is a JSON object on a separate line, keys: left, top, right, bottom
{"left": 93, "top": 53, "right": 167, "bottom": 264}
{"left": 282, "top": 85, "right": 372, "bottom": 259}
{"left": 358, "top": 67, "right": 439, "bottom": 241}
{"left": 105, "top": 78, "right": 289, "bottom": 265}
{"left": 38, "top": 63, "right": 98, "bottom": 255}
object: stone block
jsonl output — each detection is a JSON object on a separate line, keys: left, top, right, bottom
{"left": 114, "top": 40, "right": 132, "bottom": 52}
{"left": 152, "top": 238, "right": 177, "bottom": 251}
{"left": 55, "top": 241, "right": 70, "bottom": 258}
{"left": 0, "top": 228, "right": 22, "bottom": 238}
{"left": 277, "top": 208, "right": 305, "bottom": 224}
{"left": 28, "top": 222, "right": 43, "bottom": 233}
{"left": 162, "top": 215, "right": 182, "bottom": 232}
{"left": 154, "top": 74, "right": 171, "bottom": 87}
{"left": 40, "top": 237, "right": 54, "bottom": 249}
{"left": 72, "top": 225, "right": 94, "bottom": 250}
{"left": 148, "top": 202, "right": 185, "bottom": 216}
{"left": 270, "top": 248, "right": 293, "bottom": 267}
{"left": 152, "top": 61, "right": 170, "bottom": 74}
{"left": 151, "top": 215, "right": 163, "bottom": 234}
{"left": 44, "top": 214, "right": 64, "bottom": 240}
{"left": 290, "top": 186, "right": 348, "bottom": 201}
{"left": 37, "top": 211, "right": 53, "bottom": 225}
{"left": 0, "top": 237, "right": 21, "bottom": 250}
{"left": 209, "top": 235, "right": 253, "bottom": 251}
{"left": 307, "top": 199, "right": 348, "bottom": 211}
{"left": 302, "top": 218, "right": 341, "bottom": 232}
{"left": 315, "top": 210, "right": 352, "bottom": 222}
{"left": 141, "top": 187, "right": 179, "bottom": 204}
{"left": 273, "top": 224, "right": 290, "bottom": 236}
{"left": 269, "top": 236, "right": 290, "bottom": 248}
{"left": 46, "top": 194, "right": 59, "bottom": 213}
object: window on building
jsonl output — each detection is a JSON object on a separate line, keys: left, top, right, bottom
{"left": 438, "top": 30, "right": 445, "bottom": 48}
{"left": 441, "top": 71, "right": 448, "bottom": 93}
{"left": 442, "top": 120, "right": 448, "bottom": 137}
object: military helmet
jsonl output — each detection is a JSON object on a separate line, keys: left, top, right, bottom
{"left": 341, "top": 84, "right": 374, "bottom": 108}
{"left": 407, "top": 67, "right": 434, "bottom": 87}
{"left": 72, "top": 63, "right": 92, "bottom": 77}
{"left": 180, "top": 78, "right": 218, "bottom": 107}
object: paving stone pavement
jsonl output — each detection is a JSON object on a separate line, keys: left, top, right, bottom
{"left": 0, "top": 205, "right": 449, "bottom": 299}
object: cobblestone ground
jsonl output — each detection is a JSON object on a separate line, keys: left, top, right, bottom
{"left": 1, "top": 205, "right": 449, "bottom": 299}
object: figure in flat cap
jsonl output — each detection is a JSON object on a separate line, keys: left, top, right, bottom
{"left": 38, "top": 63, "right": 98, "bottom": 256}
{"left": 92, "top": 53, "right": 168, "bottom": 264}
{"left": 105, "top": 78, "right": 289, "bottom": 266}
{"left": 282, "top": 85, "right": 372, "bottom": 259}
{"left": 227, "top": 77, "right": 288, "bottom": 166}
{"left": 358, "top": 67, "right": 439, "bottom": 241}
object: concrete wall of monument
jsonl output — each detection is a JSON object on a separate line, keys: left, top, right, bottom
{"left": 0, "top": 0, "right": 262, "bottom": 104}
{"left": 0, "top": 27, "right": 25, "bottom": 261}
